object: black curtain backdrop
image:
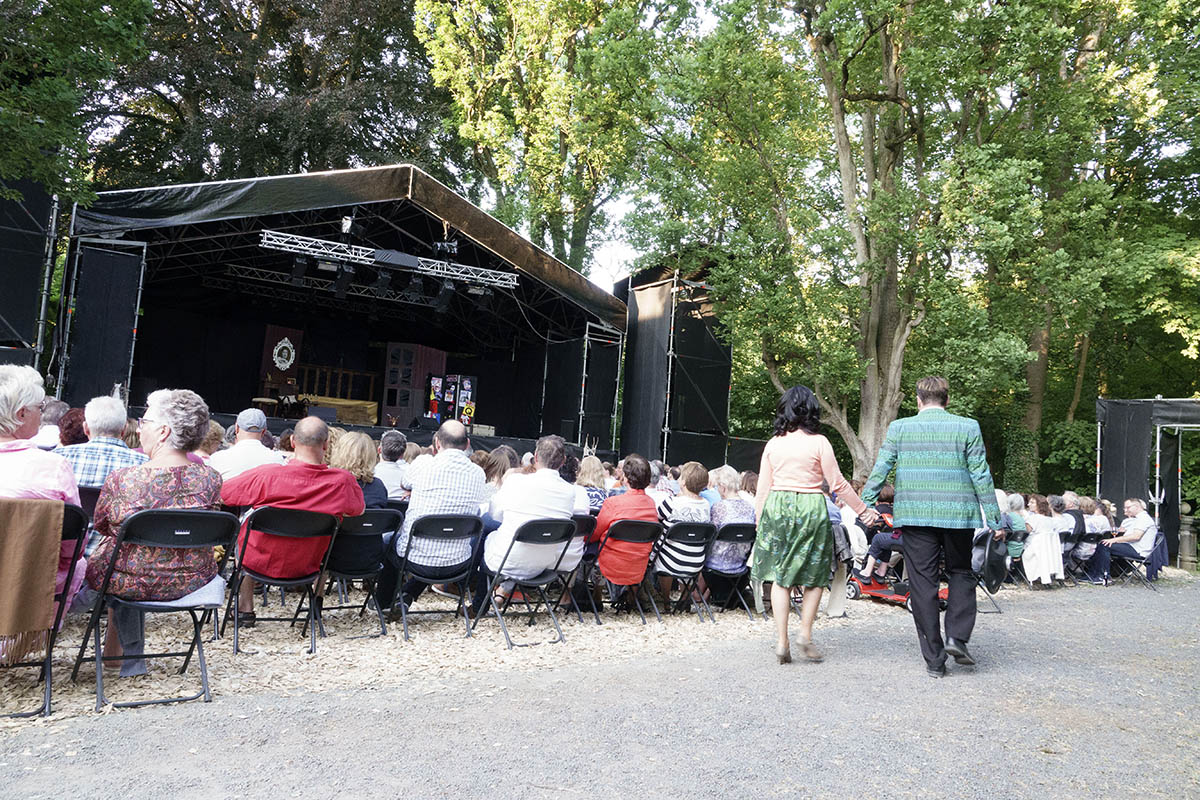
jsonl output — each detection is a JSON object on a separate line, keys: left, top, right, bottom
{"left": 666, "top": 431, "right": 727, "bottom": 468}
{"left": 1160, "top": 430, "right": 1180, "bottom": 560}
{"left": 541, "top": 339, "right": 585, "bottom": 441}
{"left": 1097, "top": 400, "right": 1154, "bottom": 516}
{"left": 728, "top": 437, "right": 768, "bottom": 473}
{"left": 65, "top": 247, "right": 142, "bottom": 404}
{"left": 670, "top": 291, "right": 730, "bottom": 436}
{"left": 0, "top": 180, "right": 52, "bottom": 365}
{"left": 620, "top": 282, "right": 671, "bottom": 459}
{"left": 581, "top": 338, "right": 620, "bottom": 449}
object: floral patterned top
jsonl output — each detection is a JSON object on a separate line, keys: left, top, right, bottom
{"left": 85, "top": 462, "right": 222, "bottom": 601}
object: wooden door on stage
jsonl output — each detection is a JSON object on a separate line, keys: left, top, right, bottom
{"left": 382, "top": 342, "right": 445, "bottom": 427}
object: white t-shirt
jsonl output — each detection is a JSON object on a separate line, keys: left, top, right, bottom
{"left": 484, "top": 468, "right": 579, "bottom": 579}
{"left": 1121, "top": 511, "right": 1158, "bottom": 557}
{"left": 208, "top": 439, "right": 286, "bottom": 480}
{"left": 374, "top": 459, "right": 408, "bottom": 500}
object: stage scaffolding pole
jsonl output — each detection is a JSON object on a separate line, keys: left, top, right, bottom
{"left": 1154, "top": 423, "right": 1162, "bottom": 528}
{"left": 576, "top": 333, "right": 590, "bottom": 446}
{"left": 54, "top": 245, "right": 82, "bottom": 398}
{"left": 661, "top": 269, "right": 680, "bottom": 463}
{"left": 33, "top": 193, "right": 59, "bottom": 366}
{"left": 1095, "top": 419, "right": 1102, "bottom": 498}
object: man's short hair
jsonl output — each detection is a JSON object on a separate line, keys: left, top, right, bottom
{"left": 84, "top": 395, "right": 128, "bottom": 438}
{"left": 41, "top": 398, "right": 69, "bottom": 425}
{"left": 292, "top": 416, "right": 329, "bottom": 447}
{"left": 534, "top": 434, "right": 567, "bottom": 470}
{"left": 622, "top": 453, "right": 651, "bottom": 490}
{"left": 380, "top": 430, "right": 407, "bottom": 462}
{"left": 915, "top": 376, "right": 949, "bottom": 407}
{"left": 434, "top": 420, "right": 469, "bottom": 450}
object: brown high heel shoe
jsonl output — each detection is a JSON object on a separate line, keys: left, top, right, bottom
{"left": 797, "top": 637, "right": 824, "bottom": 662}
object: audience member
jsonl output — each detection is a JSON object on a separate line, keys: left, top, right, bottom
{"left": 699, "top": 468, "right": 721, "bottom": 506}
{"left": 277, "top": 427, "right": 294, "bottom": 453}
{"left": 330, "top": 431, "right": 388, "bottom": 509}
{"left": 1021, "top": 493, "right": 1063, "bottom": 585}
{"left": 576, "top": 455, "right": 610, "bottom": 512}
{"left": 193, "top": 419, "right": 226, "bottom": 460}
{"left": 738, "top": 471, "right": 758, "bottom": 505}
{"left": 857, "top": 484, "right": 900, "bottom": 582}
{"left": 557, "top": 451, "right": 590, "bottom": 514}
{"left": 84, "top": 388, "right": 221, "bottom": 677}
{"left": 482, "top": 451, "right": 510, "bottom": 492}
{"left": 706, "top": 464, "right": 755, "bottom": 571}
{"left": 373, "top": 420, "right": 485, "bottom": 613}
{"left": 325, "top": 426, "right": 347, "bottom": 465}
{"left": 1004, "top": 493, "right": 1029, "bottom": 561}
{"left": 120, "top": 418, "right": 140, "bottom": 450}
{"left": 221, "top": 416, "right": 365, "bottom": 625}
{"left": 55, "top": 396, "right": 149, "bottom": 492}
{"left": 32, "top": 398, "right": 69, "bottom": 449}
{"left": 375, "top": 430, "right": 410, "bottom": 501}
{"left": 1085, "top": 498, "right": 1158, "bottom": 583}
{"left": 208, "top": 408, "right": 286, "bottom": 480}
{"left": 57, "top": 408, "right": 88, "bottom": 446}
{"left": 594, "top": 454, "right": 659, "bottom": 590}
{"left": 602, "top": 461, "right": 617, "bottom": 490}
{"left": 1075, "top": 495, "right": 1103, "bottom": 562}
{"left": 402, "top": 442, "right": 422, "bottom": 463}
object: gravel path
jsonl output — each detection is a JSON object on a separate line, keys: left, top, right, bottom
{"left": 3, "top": 578, "right": 1198, "bottom": 798}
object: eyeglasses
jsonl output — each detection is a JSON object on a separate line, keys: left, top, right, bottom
{"left": 138, "top": 416, "right": 164, "bottom": 429}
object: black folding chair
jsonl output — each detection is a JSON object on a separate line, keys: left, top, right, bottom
{"left": 555, "top": 514, "right": 601, "bottom": 625}
{"left": 1110, "top": 531, "right": 1165, "bottom": 590}
{"left": 470, "top": 518, "right": 577, "bottom": 648}
{"left": 1006, "top": 528, "right": 1032, "bottom": 587}
{"left": 1, "top": 503, "right": 87, "bottom": 718}
{"left": 596, "top": 520, "right": 663, "bottom": 624}
{"left": 221, "top": 507, "right": 339, "bottom": 654}
{"left": 386, "top": 499, "right": 410, "bottom": 515}
{"left": 651, "top": 522, "right": 718, "bottom": 622}
{"left": 703, "top": 523, "right": 757, "bottom": 620}
{"left": 391, "top": 514, "right": 483, "bottom": 641}
{"left": 973, "top": 528, "right": 1008, "bottom": 614}
{"left": 1057, "top": 527, "right": 1082, "bottom": 586}
{"left": 71, "top": 509, "right": 239, "bottom": 711}
{"left": 313, "top": 509, "right": 403, "bottom": 638}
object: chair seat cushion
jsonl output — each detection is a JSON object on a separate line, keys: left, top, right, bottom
{"left": 118, "top": 575, "right": 227, "bottom": 610}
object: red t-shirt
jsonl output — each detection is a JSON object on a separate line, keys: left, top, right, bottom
{"left": 594, "top": 489, "right": 659, "bottom": 586}
{"left": 221, "top": 460, "right": 365, "bottom": 578}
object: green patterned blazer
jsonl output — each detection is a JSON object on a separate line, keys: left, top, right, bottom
{"left": 862, "top": 407, "right": 1002, "bottom": 531}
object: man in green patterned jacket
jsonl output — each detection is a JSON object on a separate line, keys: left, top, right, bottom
{"left": 862, "top": 376, "right": 1002, "bottom": 678}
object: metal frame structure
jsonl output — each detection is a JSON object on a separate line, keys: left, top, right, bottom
{"left": 577, "top": 321, "right": 624, "bottom": 446}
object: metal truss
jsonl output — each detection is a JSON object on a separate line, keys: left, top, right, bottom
{"left": 219, "top": 265, "right": 432, "bottom": 307}
{"left": 259, "top": 229, "right": 519, "bottom": 288}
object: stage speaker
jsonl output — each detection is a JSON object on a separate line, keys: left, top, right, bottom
{"left": 63, "top": 245, "right": 143, "bottom": 405}
{"left": 0, "top": 180, "right": 53, "bottom": 366}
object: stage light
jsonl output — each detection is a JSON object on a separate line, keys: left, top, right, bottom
{"left": 333, "top": 264, "right": 355, "bottom": 298}
{"left": 291, "top": 256, "right": 308, "bottom": 286}
{"left": 433, "top": 279, "right": 454, "bottom": 313}
{"left": 316, "top": 259, "right": 339, "bottom": 272}
{"left": 371, "top": 269, "right": 391, "bottom": 295}
{"left": 434, "top": 240, "right": 458, "bottom": 256}
{"left": 341, "top": 216, "right": 354, "bottom": 234}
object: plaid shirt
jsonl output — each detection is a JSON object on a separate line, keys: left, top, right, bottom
{"left": 394, "top": 449, "right": 485, "bottom": 567}
{"left": 55, "top": 437, "right": 148, "bottom": 489}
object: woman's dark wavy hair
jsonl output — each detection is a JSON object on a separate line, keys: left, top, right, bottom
{"left": 773, "top": 385, "right": 821, "bottom": 437}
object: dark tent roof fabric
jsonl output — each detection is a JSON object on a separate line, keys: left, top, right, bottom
{"left": 71, "top": 164, "right": 626, "bottom": 330}
{"left": 1096, "top": 398, "right": 1200, "bottom": 427}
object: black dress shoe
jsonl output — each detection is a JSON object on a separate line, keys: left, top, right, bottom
{"left": 945, "top": 638, "right": 975, "bottom": 665}
{"left": 926, "top": 663, "right": 946, "bottom": 678}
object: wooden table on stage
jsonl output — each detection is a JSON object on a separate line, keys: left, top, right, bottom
{"left": 300, "top": 395, "right": 378, "bottom": 426}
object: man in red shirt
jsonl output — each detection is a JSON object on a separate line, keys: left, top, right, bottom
{"left": 221, "top": 416, "right": 364, "bottom": 622}
{"left": 594, "top": 453, "right": 659, "bottom": 587}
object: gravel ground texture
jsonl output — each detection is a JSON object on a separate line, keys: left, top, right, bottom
{"left": 2, "top": 574, "right": 1198, "bottom": 798}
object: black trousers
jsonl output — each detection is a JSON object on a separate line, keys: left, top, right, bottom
{"left": 903, "top": 526, "right": 976, "bottom": 668}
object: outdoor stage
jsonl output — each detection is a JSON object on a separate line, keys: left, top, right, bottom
{"left": 54, "top": 164, "right": 625, "bottom": 451}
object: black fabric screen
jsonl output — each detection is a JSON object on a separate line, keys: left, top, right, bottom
{"left": 670, "top": 291, "right": 730, "bottom": 435}
{"left": 1098, "top": 400, "right": 1153, "bottom": 517}
{"left": 581, "top": 338, "right": 620, "bottom": 449}
{"left": 0, "top": 180, "right": 52, "bottom": 364}
{"left": 620, "top": 282, "right": 671, "bottom": 459}
{"left": 542, "top": 339, "right": 584, "bottom": 441}
{"left": 65, "top": 247, "right": 142, "bottom": 405}
{"left": 666, "top": 431, "right": 726, "bottom": 468}
{"left": 1159, "top": 430, "right": 1180, "bottom": 560}
{"left": 727, "top": 437, "right": 768, "bottom": 472}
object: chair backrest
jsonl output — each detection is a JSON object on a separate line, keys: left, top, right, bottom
{"left": 1008, "top": 527, "right": 1030, "bottom": 544}
{"left": 715, "top": 522, "right": 756, "bottom": 543}
{"left": 662, "top": 521, "right": 717, "bottom": 546}
{"left": 604, "top": 519, "right": 662, "bottom": 544}
{"left": 77, "top": 486, "right": 101, "bottom": 521}
{"left": 339, "top": 508, "right": 404, "bottom": 538}
{"left": 326, "top": 509, "right": 402, "bottom": 575}
{"left": 386, "top": 499, "right": 409, "bottom": 514}
{"left": 571, "top": 514, "right": 597, "bottom": 541}
{"left": 409, "top": 513, "right": 482, "bottom": 541}
{"left": 513, "top": 518, "right": 577, "bottom": 545}
{"left": 119, "top": 509, "right": 241, "bottom": 550}
{"left": 244, "top": 507, "right": 340, "bottom": 539}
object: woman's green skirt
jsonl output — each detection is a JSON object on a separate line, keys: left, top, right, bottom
{"left": 751, "top": 490, "right": 832, "bottom": 588}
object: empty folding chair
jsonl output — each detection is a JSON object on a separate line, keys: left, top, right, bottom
{"left": 221, "top": 507, "right": 340, "bottom": 654}
{"left": 71, "top": 509, "right": 239, "bottom": 710}
{"left": 651, "top": 522, "right": 718, "bottom": 622}
{"left": 471, "top": 518, "right": 577, "bottom": 648}
{"left": 972, "top": 527, "right": 1008, "bottom": 614}
{"left": 1005, "top": 527, "right": 1032, "bottom": 587}
{"left": 314, "top": 509, "right": 403, "bottom": 637}
{"left": 390, "top": 514, "right": 483, "bottom": 641}
{"left": 703, "top": 522, "right": 757, "bottom": 620}
{"left": 1, "top": 502, "right": 87, "bottom": 718}
{"left": 596, "top": 519, "right": 663, "bottom": 624}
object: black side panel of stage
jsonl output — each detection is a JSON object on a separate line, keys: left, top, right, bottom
{"left": 668, "top": 431, "right": 727, "bottom": 469}
{"left": 64, "top": 247, "right": 141, "bottom": 404}
{"left": 582, "top": 337, "right": 620, "bottom": 449}
{"left": 1161, "top": 430, "right": 1180, "bottom": 560}
{"left": 670, "top": 291, "right": 730, "bottom": 435}
{"left": 1097, "top": 401, "right": 1153, "bottom": 514}
{"left": 542, "top": 339, "right": 585, "bottom": 441}
{"left": 621, "top": 282, "right": 671, "bottom": 459}
{"left": 0, "top": 180, "right": 51, "bottom": 365}
{"left": 727, "top": 437, "right": 767, "bottom": 473}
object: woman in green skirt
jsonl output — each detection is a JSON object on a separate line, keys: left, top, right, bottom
{"left": 753, "top": 386, "right": 877, "bottom": 663}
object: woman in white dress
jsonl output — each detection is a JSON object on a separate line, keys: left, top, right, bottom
{"left": 1020, "top": 493, "right": 1065, "bottom": 585}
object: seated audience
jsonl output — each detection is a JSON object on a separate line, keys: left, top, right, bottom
{"left": 738, "top": 471, "right": 758, "bottom": 505}
{"left": 576, "top": 455, "right": 610, "bottom": 513}
{"left": 1075, "top": 495, "right": 1104, "bottom": 562}
{"left": 1085, "top": 498, "right": 1158, "bottom": 583}
{"left": 557, "top": 452, "right": 591, "bottom": 515}
{"left": 482, "top": 451, "right": 510, "bottom": 495}
{"left": 373, "top": 420, "right": 485, "bottom": 612}
{"left": 374, "top": 430, "right": 410, "bottom": 501}
{"left": 402, "top": 441, "right": 422, "bottom": 463}
{"left": 193, "top": 419, "right": 227, "bottom": 461}
{"left": 276, "top": 427, "right": 294, "bottom": 453}
{"left": 857, "top": 484, "right": 900, "bottom": 582}
{"left": 469, "top": 435, "right": 579, "bottom": 616}
{"left": 0, "top": 365, "right": 86, "bottom": 614}
{"left": 654, "top": 461, "right": 712, "bottom": 585}
{"left": 221, "top": 416, "right": 365, "bottom": 624}
{"left": 594, "top": 454, "right": 659, "bottom": 589}
{"left": 120, "top": 418, "right": 140, "bottom": 450}
{"left": 331, "top": 431, "right": 388, "bottom": 509}
{"left": 1021, "top": 493, "right": 1064, "bottom": 585}
{"left": 84, "top": 389, "right": 222, "bottom": 677}
{"left": 56, "top": 408, "right": 88, "bottom": 446}
{"left": 55, "top": 396, "right": 149, "bottom": 491}
{"left": 32, "top": 398, "right": 69, "bottom": 449}
{"left": 699, "top": 468, "right": 721, "bottom": 506}
{"left": 208, "top": 408, "right": 286, "bottom": 480}
{"left": 705, "top": 464, "right": 755, "bottom": 571}
{"left": 1003, "top": 492, "right": 1029, "bottom": 560}
{"left": 602, "top": 461, "right": 617, "bottom": 490}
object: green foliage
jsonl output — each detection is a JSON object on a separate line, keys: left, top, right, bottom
{"left": 1003, "top": 427, "right": 1040, "bottom": 494}
{"left": 1041, "top": 420, "right": 1098, "bottom": 494}
{"left": 0, "top": 0, "right": 149, "bottom": 201}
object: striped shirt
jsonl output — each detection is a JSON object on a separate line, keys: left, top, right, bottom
{"left": 654, "top": 494, "right": 711, "bottom": 577}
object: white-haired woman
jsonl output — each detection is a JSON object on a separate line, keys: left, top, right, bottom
{"left": 84, "top": 389, "right": 222, "bottom": 676}
{"left": 0, "top": 365, "right": 87, "bottom": 613}
{"left": 575, "top": 455, "right": 610, "bottom": 512}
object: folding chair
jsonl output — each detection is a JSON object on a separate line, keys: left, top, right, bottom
{"left": 1110, "top": 531, "right": 1165, "bottom": 591}
{"left": 221, "top": 507, "right": 339, "bottom": 654}
{"left": 1, "top": 503, "right": 87, "bottom": 718}
{"left": 652, "top": 522, "right": 718, "bottom": 622}
{"left": 556, "top": 514, "right": 601, "bottom": 624}
{"left": 703, "top": 523, "right": 757, "bottom": 620}
{"left": 386, "top": 499, "right": 410, "bottom": 515}
{"left": 1005, "top": 528, "right": 1032, "bottom": 587}
{"left": 596, "top": 519, "right": 663, "bottom": 624}
{"left": 71, "top": 509, "right": 239, "bottom": 711}
{"left": 973, "top": 528, "right": 1007, "bottom": 614}
{"left": 1057, "top": 527, "right": 1081, "bottom": 586}
{"left": 313, "top": 509, "right": 402, "bottom": 638}
{"left": 471, "top": 518, "right": 577, "bottom": 648}
{"left": 390, "top": 514, "right": 482, "bottom": 641}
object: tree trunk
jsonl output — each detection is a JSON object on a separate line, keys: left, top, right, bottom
{"left": 1022, "top": 303, "right": 1054, "bottom": 434}
{"left": 1065, "top": 333, "right": 1090, "bottom": 423}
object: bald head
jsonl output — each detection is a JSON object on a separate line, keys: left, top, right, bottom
{"left": 293, "top": 416, "right": 329, "bottom": 446}
{"left": 434, "top": 419, "right": 469, "bottom": 451}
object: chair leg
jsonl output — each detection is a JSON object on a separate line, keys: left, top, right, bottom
{"left": 40, "top": 651, "right": 52, "bottom": 717}
{"left": 93, "top": 611, "right": 107, "bottom": 712}
{"left": 71, "top": 596, "right": 105, "bottom": 683}
{"left": 192, "top": 611, "right": 213, "bottom": 703}
{"left": 539, "top": 586, "right": 565, "bottom": 644}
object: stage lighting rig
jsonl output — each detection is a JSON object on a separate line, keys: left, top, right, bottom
{"left": 371, "top": 269, "right": 392, "bottom": 296}
{"left": 290, "top": 256, "right": 309, "bottom": 286}
{"left": 332, "top": 264, "right": 355, "bottom": 298}
{"left": 433, "top": 240, "right": 458, "bottom": 256}
{"left": 433, "top": 279, "right": 454, "bottom": 313}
